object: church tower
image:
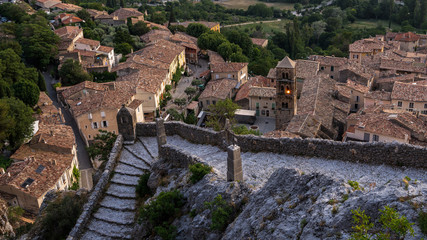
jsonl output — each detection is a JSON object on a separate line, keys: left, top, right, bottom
{"left": 275, "top": 56, "right": 297, "bottom": 130}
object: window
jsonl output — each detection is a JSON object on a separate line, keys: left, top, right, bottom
{"left": 148, "top": 97, "right": 152, "bottom": 100}
{"left": 215, "top": 74, "right": 219, "bottom": 79}
{"left": 281, "top": 86, "right": 284, "bottom": 92}
{"left": 321, "top": 66, "right": 324, "bottom": 70}
{"left": 363, "top": 133, "right": 370, "bottom": 141}
{"left": 409, "top": 102, "right": 414, "bottom": 108}
{"left": 282, "top": 73, "right": 285, "bottom": 79}
{"left": 102, "top": 121, "right": 108, "bottom": 128}
{"left": 270, "top": 97, "right": 272, "bottom": 100}
{"left": 88, "top": 113, "right": 92, "bottom": 119}
{"left": 228, "top": 74, "right": 231, "bottom": 78}
{"left": 113, "top": 131, "right": 116, "bottom": 134}
{"left": 330, "top": 75, "right": 334, "bottom": 79}
{"left": 206, "top": 100, "right": 210, "bottom": 105}
{"left": 92, "top": 122, "right": 98, "bottom": 129}
{"left": 331, "top": 66, "right": 334, "bottom": 72}
{"left": 373, "top": 134, "right": 379, "bottom": 142}
{"left": 282, "top": 102, "right": 288, "bottom": 109}
{"left": 259, "top": 97, "right": 261, "bottom": 100}
{"left": 355, "top": 103, "right": 358, "bottom": 109}
{"left": 398, "top": 101, "right": 402, "bottom": 107}
{"left": 285, "top": 86, "right": 291, "bottom": 94}
{"left": 212, "top": 100, "right": 216, "bottom": 105}
{"left": 422, "top": 110, "right": 427, "bottom": 114}
{"left": 272, "top": 103, "right": 275, "bottom": 110}
{"left": 261, "top": 110, "right": 265, "bottom": 115}
{"left": 256, "top": 102, "right": 259, "bottom": 109}
{"left": 424, "top": 104, "right": 427, "bottom": 109}
{"left": 101, "top": 111, "right": 106, "bottom": 118}
{"left": 88, "top": 135, "right": 91, "bottom": 139}
{"left": 356, "top": 96, "right": 359, "bottom": 102}
{"left": 85, "top": 125, "right": 88, "bottom": 129}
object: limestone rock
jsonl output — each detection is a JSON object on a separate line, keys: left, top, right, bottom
{"left": 0, "top": 198, "right": 14, "bottom": 239}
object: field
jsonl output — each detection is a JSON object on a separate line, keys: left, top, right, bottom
{"left": 348, "top": 19, "right": 401, "bottom": 31}
{"left": 223, "top": 19, "right": 290, "bottom": 36}
{"left": 215, "top": 0, "right": 294, "bottom": 10}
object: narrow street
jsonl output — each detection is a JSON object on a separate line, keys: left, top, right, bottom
{"left": 42, "top": 72, "right": 92, "bottom": 170}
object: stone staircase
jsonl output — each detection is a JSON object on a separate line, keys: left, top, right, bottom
{"left": 80, "top": 139, "right": 157, "bottom": 240}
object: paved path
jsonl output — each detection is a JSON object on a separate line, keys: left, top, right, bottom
{"left": 80, "top": 138, "right": 158, "bottom": 239}
{"left": 222, "top": 19, "right": 281, "bottom": 28}
{"left": 42, "top": 72, "right": 92, "bottom": 170}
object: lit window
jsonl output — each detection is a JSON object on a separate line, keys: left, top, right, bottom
{"left": 285, "top": 86, "right": 291, "bottom": 94}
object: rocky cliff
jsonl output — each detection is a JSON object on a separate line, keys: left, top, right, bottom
{"left": 0, "top": 198, "right": 14, "bottom": 239}
{"left": 137, "top": 156, "right": 426, "bottom": 240}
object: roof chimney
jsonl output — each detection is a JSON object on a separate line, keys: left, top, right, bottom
{"left": 0, "top": 168, "right": 4, "bottom": 175}
{"left": 52, "top": 160, "right": 56, "bottom": 165}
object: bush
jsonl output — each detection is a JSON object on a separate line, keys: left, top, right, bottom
{"left": 166, "top": 108, "right": 182, "bottom": 121}
{"left": 348, "top": 180, "right": 364, "bottom": 191}
{"left": 232, "top": 125, "right": 261, "bottom": 136}
{"left": 184, "top": 112, "right": 197, "bottom": 125}
{"left": 53, "top": 82, "right": 61, "bottom": 88}
{"left": 136, "top": 173, "right": 151, "bottom": 198}
{"left": 69, "top": 166, "right": 80, "bottom": 190}
{"left": 189, "top": 163, "right": 212, "bottom": 184}
{"left": 139, "top": 190, "right": 184, "bottom": 239}
{"left": 204, "top": 194, "right": 233, "bottom": 231}
{"left": 191, "top": 79, "right": 203, "bottom": 86}
{"left": 165, "top": 85, "right": 172, "bottom": 92}
{"left": 86, "top": 130, "right": 117, "bottom": 161}
{"left": 0, "top": 155, "right": 12, "bottom": 169}
{"left": 419, "top": 211, "right": 427, "bottom": 235}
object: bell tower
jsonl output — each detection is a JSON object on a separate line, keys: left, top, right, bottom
{"left": 275, "top": 56, "right": 297, "bottom": 130}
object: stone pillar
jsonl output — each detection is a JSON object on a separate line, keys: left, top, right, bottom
{"left": 227, "top": 145, "right": 243, "bottom": 182}
{"left": 156, "top": 118, "right": 167, "bottom": 151}
{"left": 116, "top": 105, "right": 136, "bottom": 143}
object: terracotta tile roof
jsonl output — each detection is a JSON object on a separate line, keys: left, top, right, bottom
{"left": 235, "top": 75, "right": 274, "bottom": 101}
{"left": 110, "top": 8, "right": 143, "bottom": 20}
{"left": 308, "top": 55, "right": 348, "bottom": 66}
{"left": 364, "top": 90, "right": 391, "bottom": 101}
{"left": 37, "top": 92, "right": 53, "bottom": 107}
{"left": 248, "top": 86, "right": 275, "bottom": 98}
{"left": 170, "top": 32, "right": 198, "bottom": 50}
{"left": 116, "top": 66, "right": 168, "bottom": 94}
{"left": 208, "top": 50, "right": 225, "bottom": 64}
{"left": 76, "top": 38, "right": 100, "bottom": 47}
{"left": 187, "top": 101, "right": 198, "bottom": 110}
{"left": 262, "top": 130, "right": 301, "bottom": 138}
{"left": 51, "top": 2, "right": 82, "bottom": 12}
{"left": 385, "top": 32, "right": 398, "bottom": 40}
{"left": 170, "top": 21, "right": 219, "bottom": 29}
{"left": 376, "top": 74, "right": 416, "bottom": 84}
{"left": 339, "top": 62, "right": 375, "bottom": 80}
{"left": 267, "top": 67, "right": 276, "bottom": 79}
{"left": 140, "top": 29, "right": 172, "bottom": 43}
{"left": 210, "top": 62, "right": 248, "bottom": 73}
{"left": 60, "top": 81, "right": 109, "bottom": 99}
{"left": 144, "top": 20, "right": 170, "bottom": 31}
{"left": 27, "top": 124, "right": 74, "bottom": 152}
{"left": 127, "top": 99, "right": 143, "bottom": 109}
{"left": 0, "top": 153, "right": 74, "bottom": 198}
{"left": 347, "top": 112, "right": 411, "bottom": 140}
{"left": 380, "top": 58, "right": 426, "bottom": 73}
{"left": 72, "top": 49, "right": 96, "bottom": 57}
{"left": 251, "top": 38, "right": 268, "bottom": 47}
{"left": 97, "top": 45, "right": 114, "bottom": 53}
{"left": 54, "top": 26, "right": 82, "bottom": 40}
{"left": 86, "top": 9, "right": 108, "bottom": 18}
{"left": 391, "top": 81, "right": 427, "bottom": 102}
{"left": 296, "top": 60, "right": 319, "bottom": 79}
{"left": 276, "top": 56, "right": 295, "bottom": 68}
{"left": 199, "top": 79, "right": 237, "bottom": 100}
{"left": 345, "top": 79, "right": 369, "bottom": 93}
{"left": 395, "top": 32, "right": 420, "bottom": 42}
{"left": 95, "top": 14, "right": 112, "bottom": 19}
{"left": 349, "top": 38, "right": 384, "bottom": 53}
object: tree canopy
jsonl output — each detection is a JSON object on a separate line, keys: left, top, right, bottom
{"left": 59, "top": 59, "right": 92, "bottom": 86}
{"left": 206, "top": 99, "right": 239, "bottom": 131}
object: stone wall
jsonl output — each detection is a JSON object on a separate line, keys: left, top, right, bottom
{"left": 136, "top": 122, "right": 427, "bottom": 169}
{"left": 66, "top": 135, "right": 123, "bottom": 240}
{"left": 159, "top": 144, "right": 205, "bottom": 168}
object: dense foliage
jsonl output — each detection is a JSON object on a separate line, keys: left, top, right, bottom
{"left": 136, "top": 172, "right": 151, "bottom": 198}
{"left": 59, "top": 59, "right": 92, "bottom": 86}
{"left": 206, "top": 99, "right": 239, "bottom": 131}
{"left": 204, "top": 194, "right": 234, "bottom": 231}
{"left": 86, "top": 130, "right": 118, "bottom": 161}
{"left": 0, "top": 98, "right": 34, "bottom": 150}
{"left": 189, "top": 163, "right": 212, "bottom": 184}
{"left": 232, "top": 125, "right": 261, "bottom": 136}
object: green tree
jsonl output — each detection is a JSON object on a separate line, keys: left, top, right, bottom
{"left": 184, "top": 87, "right": 197, "bottom": 96}
{"left": 0, "top": 98, "right": 34, "bottom": 150}
{"left": 13, "top": 81, "right": 40, "bottom": 106}
{"left": 150, "top": 12, "right": 167, "bottom": 24}
{"left": 120, "top": 0, "right": 125, "bottom": 7}
{"left": 59, "top": 59, "right": 92, "bottom": 86}
{"left": 115, "top": 42, "right": 133, "bottom": 55}
{"left": 206, "top": 99, "right": 238, "bottom": 131}
{"left": 86, "top": 130, "right": 117, "bottom": 161}
{"left": 217, "top": 41, "right": 244, "bottom": 61}
{"left": 197, "top": 31, "right": 228, "bottom": 52}
{"left": 130, "top": 21, "right": 150, "bottom": 36}
{"left": 16, "top": 23, "right": 60, "bottom": 69}
{"left": 0, "top": 40, "right": 23, "bottom": 56}
{"left": 224, "top": 30, "right": 253, "bottom": 56}
{"left": 186, "top": 23, "right": 210, "bottom": 38}
{"left": 37, "top": 71, "right": 46, "bottom": 91}
{"left": 0, "top": 48, "right": 26, "bottom": 85}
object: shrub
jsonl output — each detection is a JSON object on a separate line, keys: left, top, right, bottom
{"left": 192, "top": 79, "right": 203, "bottom": 86}
{"left": 379, "top": 206, "right": 414, "bottom": 238}
{"left": 419, "top": 211, "right": 427, "bottom": 235}
{"left": 53, "top": 82, "right": 61, "bottom": 88}
{"left": 204, "top": 194, "right": 233, "bottom": 231}
{"left": 349, "top": 208, "right": 374, "bottom": 240}
{"left": 165, "top": 84, "right": 172, "bottom": 92}
{"left": 166, "top": 108, "right": 182, "bottom": 121}
{"left": 136, "top": 173, "right": 151, "bottom": 198}
{"left": 348, "top": 180, "right": 364, "bottom": 191}
{"left": 232, "top": 125, "right": 261, "bottom": 136}
{"left": 8, "top": 206, "right": 24, "bottom": 224}
{"left": 189, "top": 163, "right": 212, "bottom": 184}
{"left": 0, "top": 155, "right": 12, "bottom": 169}
{"left": 86, "top": 130, "right": 117, "bottom": 161}
{"left": 139, "top": 190, "right": 184, "bottom": 239}
{"left": 69, "top": 165, "right": 80, "bottom": 190}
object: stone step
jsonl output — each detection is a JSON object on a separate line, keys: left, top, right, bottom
{"left": 93, "top": 207, "right": 135, "bottom": 225}
{"left": 80, "top": 229, "right": 114, "bottom": 240}
{"left": 99, "top": 196, "right": 136, "bottom": 211}
{"left": 86, "top": 219, "right": 133, "bottom": 239}
{"left": 114, "top": 163, "right": 145, "bottom": 176}
{"left": 111, "top": 173, "right": 140, "bottom": 186}
{"left": 106, "top": 184, "right": 137, "bottom": 199}
{"left": 126, "top": 140, "right": 154, "bottom": 164}
{"left": 138, "top": 137, "right": 158, "bottom": 158}
{"left": 119, "top": 149, "right": 150, "bottom": 171}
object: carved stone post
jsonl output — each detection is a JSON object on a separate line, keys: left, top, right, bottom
{"left": 227, "top": 145, "right": 243, "bottom": 182}
{"left": 156, "top": 118, "right": 167, "bottom": 152}
{"left": 117, "top": 105, "right": 136, "bottom": 144}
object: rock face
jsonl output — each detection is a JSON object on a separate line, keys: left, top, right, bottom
{"left": 223, "top": 168, "right": 426, "bottom": 240}
{"left": 0, "top": 198, "right": 14, "bottom": 239}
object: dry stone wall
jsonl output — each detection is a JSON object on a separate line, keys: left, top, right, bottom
{"left": 136, "top": 122, "right": 427, "bottom": 169}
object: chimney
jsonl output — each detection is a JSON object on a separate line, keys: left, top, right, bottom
{"left": 0, "top": 168, "right": 4, "bottom": 175}
{"left": 7, "top": 172, "right": 10, "bottom": 177}
{"left": 52, "top": 160, "right": 56, "bottom": 165}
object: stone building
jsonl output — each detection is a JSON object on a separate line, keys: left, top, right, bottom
{"left": 273, "top": 57, "right": 297, "bottom": 130}
{"left": 391, "top": 81, "right": 427, "bottom": 115}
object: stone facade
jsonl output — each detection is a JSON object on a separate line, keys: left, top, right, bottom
{"left": 227, "top": 145, "right": 243, "bottom": 182}
{"left": 117, "top": 106, "right": 136, "bottom": 143}
{"left": 136, "top": 122, "right": 427, "bottom": 169}
{"left": 275, "top": 62, "right": 297, "bottom": 130}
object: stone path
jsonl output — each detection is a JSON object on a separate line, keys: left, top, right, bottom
{"left": 80, "top": 139, "right": 157, "bottom": 240}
